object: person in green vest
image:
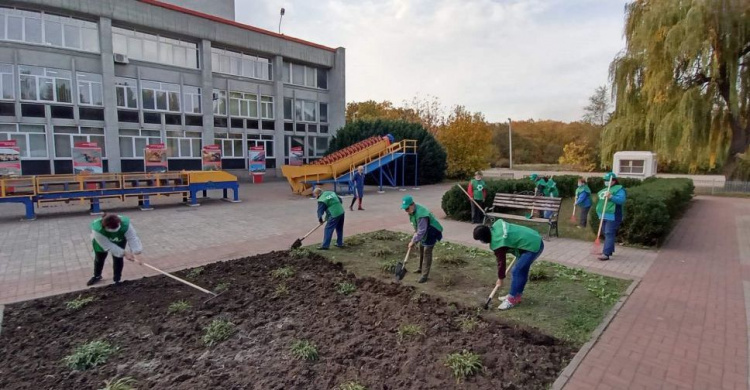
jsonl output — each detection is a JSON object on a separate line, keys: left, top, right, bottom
{"left": 401, "top": 195, "right": 443, "bottom": 283}
{"left": 542, "top": 176, "right": 559, "bottom": 219}
{"left": 467, "top": 171, "right": 487, "bottom": 224}
{"left": 314, "top": 187, "right": 346, "bottom": 250}
{"left": 87, "top": 213, "right": 143, "bottom": 286}
{"left": 473, "top": 219, "right": 544, "bottom": 310}
{"left": 574, "top": 176, "right": 592, "bottom": 228}
{"left": 529, "top": 173, "right": 548, "bottom": 218}
{"left": 596, "top": 172, "right": 626, "bottom": 261}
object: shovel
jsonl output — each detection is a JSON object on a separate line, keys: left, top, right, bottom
{"left": 482, "top": 256, "right": 517, "bottom": 310}
{"left": 394, "top": 247, "right": 412, "bottom": 281}
{"left": 129, "top": 255, "right": 220, "bottom": 302}
{"left": 291, "top": 222, "right": 325, "bottom": 250}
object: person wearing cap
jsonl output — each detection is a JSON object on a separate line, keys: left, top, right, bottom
{"left": 467, "top": 171, "right": 487, "bottom": 224}
{"left": 529, "top": 173, "right": 547, "bottom": 218}
{"left": 87, "top": 213, "right": 143, "bottom": 286}
{"left": 349, "top": 165, "right": 365, "bottom": 211}
{"left": 314, "top": 187, "right": 346, "bottom": 250}
{"left": 596, "top": 172, "right": 626, "bottom": 261}
{"left": 401, "top": 195, "right": 443, "bottom": 283}
{"left": 574, "top": 177, "right": 592, "bottom": 228}
{"left": 542, "top": 176, "right": 559, "bottom": 219}
{"left": 473, "top": 219, "right": 544, "bottom": 310}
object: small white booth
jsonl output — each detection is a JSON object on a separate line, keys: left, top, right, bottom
{"left": 613, "top": 151, "right": 657, "bottom": 178}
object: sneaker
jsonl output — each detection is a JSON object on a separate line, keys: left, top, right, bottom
{"left": 418, "top": 275, "right": 428, "bottom": 283}
{"left": 113, "top": 280, "right": 122, "bottom": 286}
{"left": 497, "top": 294, "right": 511, "bottom": 302}
{"left": 597, "top": 254, "right": 610, "bottom": 261}
{"left": 86, "top": 276, "right": 102, "bottom": 286}
{"left": 498, "top": 300, "right": 515, "bottom": 310}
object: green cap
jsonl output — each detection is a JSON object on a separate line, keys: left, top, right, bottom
{"left": 401, "top": 195, "right": 414, "bottom": 209}
{"left": 529, "top": 173, "right": 538, "bottom": 181}
{"left": 603, "top": 172, "right": 617, "bottom": 181}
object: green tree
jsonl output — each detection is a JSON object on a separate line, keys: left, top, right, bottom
{"left": 437, "top": 106, "right": 493, "bottom": 178}
{"left": 604, "top": 0, "right": 750, "bottom": 177}
{"left": 582, "top": 85, "right": 612, "bottom": 127}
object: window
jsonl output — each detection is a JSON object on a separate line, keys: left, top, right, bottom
{"left": 214, "top": 132, "right": 243, "bottom": 158}
{"left": 295, "top": 100, "right": 317, "bottom": 122}
{"left": 19, "top": 66, "right": 72, "bottom": 103}
{"left": 305, "top": 67, "right": 316, "bottom": 88}
{"left": 229, "top": 91, "right": 258, "bottom": 118}
{"left": 77, "top": 72, "right": 102, "bottom": 106}
{"left": 619, "top": 159, "right": 645, "bottom": 174}
{"left": 0, "top": 63, "right": 13, "bottom": 100}
{"left": 284, "top": 97, "right": 293, "bottom": 120}
{"left": 317, "top": 69, "right": 328, "bottom": 89}
{"left": 183, "top": 86, "right": 201, "bottom": 114}
{"left": 141, "top": 81, "right": 180, "bottom": 112}
{"left": 248, "top": 134, "right": 275, "bottom": 162}
{"left": 118, "top": 129, "right": 161, "bottom": 158}
{"left": 320, "top": 103, "right": 328, "bottom": 123}
{"left": 0, "top": 8, "right": 99, "bottom": 52}
{"left": 211, "top": 48, "right": 271, "bottom": 81}
{"left": 0, "top": 123, "right": 47, "bottom": 158}
{"left": 166, "top": 131, "right": 201, "bottom": 158}
{"left": 115, "top": 77, "right": 138, "bottom": 109}
{"left": 260, "top": 96, "right": 274, "bottom": 119}
{"left": 112, "top": 27, "right": 198, "bottom": 69}
{"left": 53, "top": 126, "right": 105, "bottom": 158}
{"left": 285, "top": 62, "right": 328, "bottom": 89}
{"left": 213, "top": 89, "right": 227, "bottom": 116}
{"left": 315, "top": 136, "right": 329, "bottom": 157}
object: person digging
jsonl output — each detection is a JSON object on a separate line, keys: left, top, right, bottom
{"left": 473, "top": 219, "right": 544, "bottom": 310}
{"left": 467, "top": 171, "right": 487, "bottom": 224}
{"left": 401, "top": 195, "right": 443, "bottom": 283}
{"left": 596, "top": 172, "right": 626, "bottom": 261}
{"left": 87, "top": 213, "right": 143, "bottom": 286}
{"left": 314, "top": 187, "right": 346, "bottom": 250}
{"left": 349, "top": 165, "right": 365, "bottom": 211}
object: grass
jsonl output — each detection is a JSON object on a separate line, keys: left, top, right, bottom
{"left": 271, "top": 266, "right": 296, "bottom": 279}
{"left": 439, "top": 254, "right": 468, "bottom": 267}
{"left": 214, "top": 282, "right": 230, "bottom": 293}
{"left": 309, "top": 230, "right": 630, "bottom": 346}
{"left": 62, "top": 340, "right": 118, "bottom": 370}
{"left": 290, "top": 339, "right": 318, "bottom": 361}
{"left": 167, "top": 300, "right": 191, "bottom": 314}
{"left": 202, "top": 319, "right": 235, "bottom": 346}
{"left": 290, "top": 248, "right": 311, "bottom": 259}
{"left": 100, "top": 377, "right": 137, "bottom": 390}
{"left": 335, "top": 281, "right": 357, "bottom": 296}
{"left": 338, "top": 381, "right": 367, "bottom": 390}
{"left": 445, "top": 350, "right": 483, "bottom": 382}
{"left": 397, "top": 323, "right": 424, "bottom": 342}
{"left": 65, "top": 295, "right": 95, "bottom": 310}
{"left": 369, "top": 247, "right": 394, "bottom": 258}
{"left": 186, "top": 267, "right": 204, "bottom": 279}
{"left": 274, "top": 283, "right": 289, "bottom": 297}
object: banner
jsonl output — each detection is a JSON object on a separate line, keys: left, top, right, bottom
{"left": 72, "top": 142, "right": 103, "bottom": 174}
{"left": 202, "top": 144, "right": 222, "bottom": 171}
{"left": 144, "top": 143, "right": 168, "bottom": 173}
{"left": 0, "top": 140, "right": 21, "bottom": 176}
{"left": 289, "top": 146, "right": 303, "bottom": 166}
{"left": 249, "top": 145, "right": 266, "bottom": 173}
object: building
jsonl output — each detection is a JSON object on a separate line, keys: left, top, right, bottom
{"left": 0, "top": 0, "right": 345, "bottom": 176}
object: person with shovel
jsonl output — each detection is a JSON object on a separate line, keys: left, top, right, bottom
{"left": 314, "top": 187, "right": 346, "bottom": 250}
{"left": 596, "top": 172, "right": 626, "bottom": 261}
{"left": 473, "top": 219, "right": 544, "bottom": 310}
{"left": 349, "top": 165, "right": 365, "bottom": 211}
{"left": 574, "top": 177, "right": 592, "bottom": 228}
{"left": 401, "top": 195, "right": 443, "bottom": 283}
{"left": 467, "top": 171, "right": 487, "bottom": 224}
{"left": 87, "top": 213, "right": 143, "bottom": 286}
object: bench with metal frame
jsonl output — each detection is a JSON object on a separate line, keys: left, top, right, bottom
{"left": 484, "top": 192, "right": 562, "bottom": 238}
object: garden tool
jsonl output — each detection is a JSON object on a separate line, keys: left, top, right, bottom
{"left": 526, "top": 188, "right": 538, "bottom": 219}
{"left": 129, "top": 255, "right": 219, "bottom": 301}
{"left": 291, "top": 221, "right": 325, "bottom": 249}
{"left": 394, "top": 246, "right": 412, "bottom": 281}
{"left": 456, "top": 184, "right": 487, "bottom": 222}
{"left": 570, "top": 204, "right": 577, "bottom": 222}
{"left": 483, "top": 256, "right": 517, "bottom": 310}
{"left": 592, "top": 177, "right": 613, "bottom": 254}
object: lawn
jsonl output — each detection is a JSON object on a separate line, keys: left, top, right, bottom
{"left": 309, "top": 230, "right": 630, "bottom": 346}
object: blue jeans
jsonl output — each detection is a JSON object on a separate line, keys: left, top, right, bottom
{"left": 509, "top": 241, "right": 544, "bottom": 297}
{"left": 321, "top": 214, "right": 345, "bottom": 248}
{"left": 602, "top": 219, "right": 620, "bottom": 256}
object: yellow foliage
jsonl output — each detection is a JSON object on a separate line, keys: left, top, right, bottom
{"left": 558, "top": 141, "right": 598, "bottom": 172}
{"left": 437, "top": 106, "right": 493, "bottom": 178}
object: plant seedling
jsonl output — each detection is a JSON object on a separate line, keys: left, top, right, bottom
{"left": 369, "top": 247, "right": 393, "bottom": 258}
{"left": 397, "top": 324, "right": 424, "bottom": 342}
{"left": 456, "top": 315, "right": 479, "bottom": 333}
{"left": 213, "top": 282, "right": 230, "bottom": 293}
{"left": 445, "top": 350, "right": 483, "bottom": 382}
{"left": 65, "top": 295, "right": 96, "bottom": 310}
{"left": 100, "top": 376, "right": 137, "bottom": 390}
{"left": 274, "top": 283, "right": 289, "bottom": 297}
{"left": 202, "top": 319, "right": 235, "bottom": 346}
{"left": 290, "top": 339, "right": 318, "bottom": 361}
{"left": 336, "top": 281, "right": 357, "bottom": 296}
{"left": 379, "top": 258, "right": 399, "bottom": 274}
{"left": 167, "top": 300, "right": 191, "bottom": 314}
{"left": 63, "top": 340, "right": 118, "bottom": 370}
{"left": 186, "top": 267, "right": 204, "bottom": 279}
{"left": 271, "top": 266, "right": 296, "bottom": 279}
{"left": 338, "top": 381, "right": 367, "bottom": 390}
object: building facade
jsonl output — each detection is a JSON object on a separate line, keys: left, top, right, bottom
{"left": 0, "top": 0, "right": 345, "bottom": 176}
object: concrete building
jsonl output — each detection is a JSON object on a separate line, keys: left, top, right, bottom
{"left": 0, "top": 0, "right": 345, "bottom": 176}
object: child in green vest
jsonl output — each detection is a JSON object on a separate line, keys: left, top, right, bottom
{"left": 87, "top": 213, "right": 143, "bottom": 286}
{"left": 401, "top": 195, "right": 443, "bottom": 283}
{"left": 596, "top": 172, "right": 626, "bottom": 261}
{"left": 473, "top": 219, "right": 544, "bottom": 310}
{"left": 574, "top": 177, "right": 592, "bottom": 228}
{"left": 314, "top": 187, "right": 346, "bottom": 249}
{"left": 467, "top": 171, "right": 487, "bottom": 224}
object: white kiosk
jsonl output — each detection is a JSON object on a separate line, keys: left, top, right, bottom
{"left": 613, "top": 151, "right": 657, "bottom": 179}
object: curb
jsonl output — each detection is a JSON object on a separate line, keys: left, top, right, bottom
{"left": 0, "top": 304, "right": 4, "bottom": 336}
{"left": 551, "top": 278, "right": 641, "bottom": 390}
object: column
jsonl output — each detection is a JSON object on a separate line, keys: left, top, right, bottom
{"left": 328, "top": 47, "right": 346, "bottom": 134}
{"left": 99, "top": 17, "right": 121, "bottom": 172}
{"left": 272, "top": 55, "right": 285, "bottom": 176}
{"left": 200, "top": 39, "right": 215, "bottom": 146}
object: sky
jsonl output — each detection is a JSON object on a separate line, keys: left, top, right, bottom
{"left": 234, "top": 0, "right": 629, "bottom": 123}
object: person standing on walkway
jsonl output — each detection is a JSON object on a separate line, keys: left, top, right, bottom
{"left": 574, "top": 177, "right": 592, "bottom": 228}
{"left": 472, "top": 219, "right": 544, "bottom": 310}
{"left": 401, "top": 195, "right": 443, "bottom": 283}
{"left": 349, "top": 165, "right": 365, "bottom": 211}
{"left": 87, "top": 213, "right": 143, "bottom": 286}
{"left": 314, "top": 187, "right": 346, "bottom": 250}
{"left": 596, "top": 172, "right": 626, "bottom": 261}
{"left": 467, "top": 171, "right": 487, "bottom": 224}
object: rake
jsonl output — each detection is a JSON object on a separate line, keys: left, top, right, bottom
{"left": 483, "top": 256, "right": 517, "bottom": 310}
{"left": 130, "top": 255, "right": 221, "bottom": 302}
{"left": 455, "top": 184, "right": 487, "bottom": 221}
{"left": 570, "top": 204, "right": 577, "bottom": 223}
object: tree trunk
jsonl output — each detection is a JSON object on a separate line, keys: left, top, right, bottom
{"left": 723, "top": 119, "right": 750, "bottom": 179}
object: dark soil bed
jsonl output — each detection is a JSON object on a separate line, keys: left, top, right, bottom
{"left": 0, "top": 251, "right": 576, "bottom": 389}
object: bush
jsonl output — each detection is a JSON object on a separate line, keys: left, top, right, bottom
{"left": 327, "top": 119, "right": 447, "bottom": 185}
{"left": 63, "top": 340, "right": 118, "bottom": 370}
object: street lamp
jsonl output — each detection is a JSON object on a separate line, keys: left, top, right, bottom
{"left": 508, "top": 118, "right": 513, "bottom": 169}
{"left": 279, "top": 8, "right": 285, "bottom": 34}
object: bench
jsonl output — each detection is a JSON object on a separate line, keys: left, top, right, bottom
{"left": 484, "top": 192, "right": 563, "bottom": 238}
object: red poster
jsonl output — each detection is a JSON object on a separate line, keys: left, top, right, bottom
{"left": 289, "top": 146, "right": 303, "bottom": 166}
{"left": 249, "top": 145, "right": 266, "bottom": 173}
{"left": 202, "top": 144, "right": 222, "bottom": 171}
{"left": 72, "top": 142, "right": 103, "bottom": 175}
{"left": 144, "top": 143, "right": 168, "bottom": 173}
{"left": 0, "top": 140, "right": 21, "bottom": 176}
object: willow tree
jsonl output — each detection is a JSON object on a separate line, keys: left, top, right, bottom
{"left": 603, "top": 0, "right": 750, "bottom": 177}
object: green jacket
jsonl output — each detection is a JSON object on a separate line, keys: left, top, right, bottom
{"left": 318, "top": 191, "right": 345, "bottom": 219}
{"left": 489, "top": 219, "right": 542, "bottom": 255}
{"left": 409, "top": 204, "right": 443, "bottom": 232}
{"left": 91, "top": 216, "right": 130, "bottom": 253}
{"left": 469, "top": 179, "right": 486, "bottom": 201}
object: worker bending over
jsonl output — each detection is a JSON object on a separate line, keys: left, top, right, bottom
{"left": 87, "top": 213, "right": 143, "bottom": 286}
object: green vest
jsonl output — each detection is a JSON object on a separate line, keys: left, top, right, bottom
{"left": 318, "top": 191, "right": 345, "bottom": 218}
{"left": 596, "top": 185, "right": 623, "bottom": 215}
{"left": 489, "top": 219, "right": 542, "bottom": 255}
{"left": 575, "top": 184, "right": 591, "bottom": 197}
{"left": 546, "top": 179, "right": 559, "bottom": 197}
{"left": 409, "top": 204, "right": 443, "bottom": 233}
{"left": 470, "top": 179, "right": 486, "bottom": 200}
{"left": 535, "top": 178, "right": 547, "bottom": 195}
{"left": 91, "top": 216, "right": 130, "bottom": 253}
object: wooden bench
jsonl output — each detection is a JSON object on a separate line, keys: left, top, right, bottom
{"left": 484, "top": 192, "right": 563, "bottom": 238}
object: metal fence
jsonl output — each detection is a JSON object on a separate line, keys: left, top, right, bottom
{"left": 693, "top": 180, "right": 750, "bottom": 195}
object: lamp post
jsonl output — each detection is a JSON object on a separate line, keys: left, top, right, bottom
{"left": 508, "top": 118, "right": 513, "bottom": 170}
{"left": 279, "top": 8, "right": 285, "bottom": 34}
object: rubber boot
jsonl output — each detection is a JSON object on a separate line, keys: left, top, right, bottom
{"left": 418, "top": 246, "right": 433, "bottom": 283}
{"left": 415, "top": 245, "right": 424, "bottom": 273}
{"left": 358, "top": 198, "right": 364, "bottom": 211}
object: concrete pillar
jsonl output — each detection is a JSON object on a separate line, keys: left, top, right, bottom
{"left": 199, "top": 39, "right": 214, "bottom": 146}
{"left": 272, "top": 55, "right": 285, "bottom": 176}
{"left": 328, "top": 47, "right": 346, "bottom": 135}
{"left": 99, "top": 17, "right": 121, "bottom": 172}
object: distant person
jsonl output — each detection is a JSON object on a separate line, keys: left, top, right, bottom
{"left": 401, "top": 195, "right": 443, "bottom": 283}
{"left": 596, "top": 172, "right": 626, "bottom": 261}
{"left": 314, "top": 187, "right": 345, "bottom": 250}
{"left": 87, "top": 214, "right": 143, "bottom": 286}
{"left": 574, "top": 177, "right": 592, "bottom": 228}
{"left": 349, "top": 165, "right": 365, "bottom": 211}
{"left": 543, "top": 176, "right": 559, "bottom": 219}
{"left": 529, "top": 173, "right": 548, "bottom": 218}
{"left": 467, "top": 171, "right": 487, "bottom": 224}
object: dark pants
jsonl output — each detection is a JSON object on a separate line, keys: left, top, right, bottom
{"left": 349, "top": 195, "right": 363, "bottom": 209}
{"left": 321, "top": 214, "right": 345, "bottom": 248}
{"left": 93, "top": 249, "right": 125, "bottom": 282}
{"left": 578, "top": 206, "right": 590, "bottom": 227}
{"left": 509, "top": 241, "right": 544, "bottom": 297}
{"left": 602, "top": 219, "right": 620, "bottom": 256}
{"left": 471, "top": 199, "right": 484, "bottom": 223}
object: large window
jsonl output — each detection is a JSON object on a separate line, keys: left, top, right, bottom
{"left": 53, "top": 126, "right": 105, "bottom": 158}
{"left": 77, "top": 72, "right": 102, "bottom": 106}
{"left": 19, "top": 66, "right": 72, "bottom": 103}
{"left": 295, "top": 100, "right": 317, "bottom": 122}
{"left": 112, "top": 27, "right": 198, "bottom": 69}
{"left": 0, "top": 63, "right": 13, "bottom": 100}
{"left": 229, "top": 91, "right": 258, "bottom": 118}
{"left": 141, "top": 81, "right": 180, "bottom": 112}
{"left": 283, "top": 62, "right": 328, "bottom": 89}
{"left": 166, "top": 131, "right": 201, "bottom": 158}
{"left": 115, "top": 77, "right": 138, "bottom": 109}
{"left": 0, "top": 123, "right": 47, "bottom": 158}
{"left": 214, "top": 132, "right": 243, "bottom": 158}
{"left": 182, "top": 86, "right": 201, "bottom": 114}
{"left": 0, "top": 8, "right": 99, "bottom": 52}
{"left": 213, "top": 89, "right": 227, "bottom": 116}
{"left": 260, "top": 96, "right": 274, "bottom": 119}
{"left": 211, "top": 48, "right": 271, "bottom": 81}
{"left": 283, "top": 97, "right": 293, "bottom": 120}
{"left": 118, "top": 129, "right": 161, "bottom": 158}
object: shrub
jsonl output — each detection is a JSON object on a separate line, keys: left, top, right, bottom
{"left": 100, "top": 377, "right": 136, "bottom": 390}
{"left": 271, "top": 266, "right": 295, "bottom": 279}
{"left": 397, "top": 324, "right": 424, "bottom": 341}
{"left": 202, "top": 319, "right": 235, "bottom": 346}
{"left": 63, "top": 340, "right": 118, "bottom": 370}
{"left": 445, "top": 350, "right": 483, "bottom": 382}
{"left": 336, "top": 281, "right": 357, "bottom": 296}
{"left": 290, "top": 339, "right": 318, "bottom": 361}
{"left": 65, "top": 296, "right": 95, "bottom": 310}
{"left": 338, "top": 382, "right": 367, "bottom": 390}
{"left": 167, "top": 300, "right": 191, "bottom": 314}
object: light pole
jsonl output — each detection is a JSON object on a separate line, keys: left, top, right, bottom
{"left": 508, "top": 118, "right": 513, "bottom": 170}
{"left": 279, "top": 8, "right": 285, "bottom": 34}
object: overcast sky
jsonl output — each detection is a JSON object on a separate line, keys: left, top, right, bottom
{"left": 235, "top": 0, "right": 628, "bottom": 123}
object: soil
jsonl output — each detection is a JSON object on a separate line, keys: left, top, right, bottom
{"left": 0, "top": 251, "right": 576, "bottom": 389}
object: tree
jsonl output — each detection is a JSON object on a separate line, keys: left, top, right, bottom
{"left": 437, "top": 106, "right": 493, "bottom": 178}
{"left": 559, "top": 140, "right": 599, "bottom": 171}
{"left": 603, "top": 0, "right": 750, "bottom": 177}
{"left": 402, "top": 95, "right": 445, "bottom": 135}
{"left": 582, "top": 85, "right": 612, "bottom": 127}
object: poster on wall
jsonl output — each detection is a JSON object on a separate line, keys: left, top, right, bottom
{"left": 249, "top": 146, "right": 266, "bottom": 173}
{"left": 289, "top": 146, "right": 303, "bottom": 166}
{"left": 202, "top": 144, "right": 222, "bottom": 171}
{"left": 0, "top": 140, "right": 22, "bottom": 177}
{"left": 72, "top": 142, "right": 103, "bottom": 175}
{"left": 144, "top": 143, "right": 168, "bottom": 173}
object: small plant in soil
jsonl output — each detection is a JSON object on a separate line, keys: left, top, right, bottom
{"left": 369, "top": 247, "right": 394, "bottom": 258}
{"left": 186, "top": 267, "right": 204, "bottom": 279}
{"left": 445, "top": 350, "right": 483, "bottom": 383}
{"left": 274, "top": 283, "right": 289, "bottom": 297}
{"left": 290, "top": 248, "right": 311, "bottom": 259}
{"left": 338, "top": 381, "right": 367, "bottom": 390}
{"left": 271, "top": 266, "right": 296, "bottom": 279}
{"left": 202, "top": 319, "right": 235, "bottom": 346}
{"left": 456, "top": 315, "right": 480, "bottom": 333}
{"left": 397, "top": 324, "right": 424, "bottom": 342}
{"left": 290, "top": 339, "right": 318, "bottom": 361}
{"left": 100, "top": 376, "right": 137, "bottom": 390}
{"left": 167, "top": 300, "right": 191, "bottom": 314}
{"left": 344, "top": 236, "right": 365, "bottom": 246}
{"left": 528, "top": 266, "right": 551, "bottom": 281}
{"left": 336, "top": 281, "right": 357, "bottom": 296}
{"left": 62, "top": 340, "right": 118, "bottom": 370}
{"left": 214, "top": 282, "right": 231, "bottom": 293}
{"left": 440, "top": 255, "right": 467, "bottom": 267}
{"left": 379, "top": 258, "right": 399, "bottom": 273}
{"left": 439, "top": 273, "right": 460, "bottom": 288}
{"left": 65, "top": 295, "right": 95, "bottom": 310}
